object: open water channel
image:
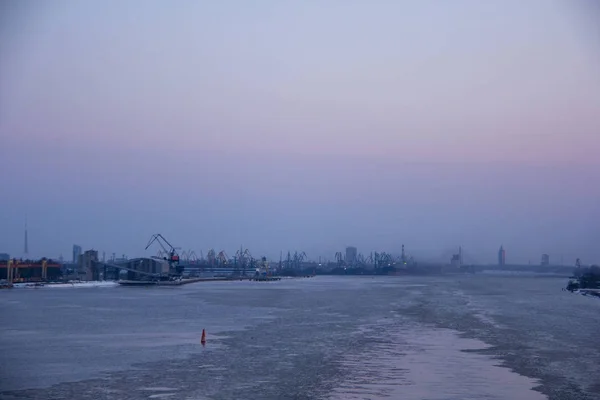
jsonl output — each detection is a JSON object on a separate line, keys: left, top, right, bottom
{"left": 1, "top": 275, "right": 599, "bottom": 399}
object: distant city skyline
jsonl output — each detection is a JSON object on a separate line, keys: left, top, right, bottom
{"left": 1, "top": 224, "right": 590, "bottom": 267}
{"left": 1, "top": 1, "right": 599, "bottom": 264}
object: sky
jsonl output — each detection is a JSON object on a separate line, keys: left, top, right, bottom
{"left": 1, "top": 0, "right": 599, "bottom": 265}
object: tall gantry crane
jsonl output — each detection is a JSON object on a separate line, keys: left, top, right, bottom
{"left": 207, "top": 249, "right": 216, "bottom": 266}
{"left": 145, "top": 234, "right": 183, "bottom": 276}
{"left": 217, "top": 250, "right": 229, "bottom": 266}
{"left": 234, "top": 248, "right": 253, "bottom": 276}
{"left": 292, "top": 251, "right": 307, "bottom": 269}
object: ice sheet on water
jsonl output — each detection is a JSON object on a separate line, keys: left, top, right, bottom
{"left": 328, "top": 321, "right": 546, "bottom": 400}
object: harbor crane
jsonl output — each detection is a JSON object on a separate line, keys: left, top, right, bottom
{"left": 144, "top": 234, "right": 183, "bottom": 275}
{"left": 187, "top": 251, "right": 198, "bottom": 263}
{"left": 292, "top": 251, "right": 307, "bottom": 269}
{"left": 217, "top": 250, "right": 229, "bottom": 266}
{"left": 207, "top": 249, "right": 216, "bottom": 266}
{"left": 234, "top": 248, "right": 253, "bottom": 276}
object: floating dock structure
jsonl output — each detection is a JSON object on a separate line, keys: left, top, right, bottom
{"left": 118, "top": 277, "right": 240, "bottom": 286}
{"left": 251, "top": 276, "right": 281, "bottom": 282}
{"left": 118, "top": 275, "right": 288, "bottom": 286}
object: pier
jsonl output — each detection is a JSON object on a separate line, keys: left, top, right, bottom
{"left": 118, "top": 277, "right": 226, "bottom": 286}
{"left": 251, "top": 276, "right": 282, "bottom": 282}
{"left": 117, "top": 275, "right": 283, "bottom": 286}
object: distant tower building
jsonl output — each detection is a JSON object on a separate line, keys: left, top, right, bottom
{"left": 345, "top": 246, "right": 357, "bottom": 265}
{"left": 498, "top": 246, "right": 506, "bottom": 266}
{"left": 541, "top": 254, "right": 550, "bottom": 266}
{"left": 72, "top": 245, "right": 82, "bottom": 264}
{"left": 450, "top": 246, "right": 463, "bottom": 268}
{"left": 80, "top": 249, "right": 99, "bottom": 281}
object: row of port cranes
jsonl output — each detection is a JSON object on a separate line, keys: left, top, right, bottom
{"left": 157, "top": 247, "right": 260, "bottom": 271}
{"left": 161, "top": 249, "right": 413, "bottom": 269}
{"left": 165, "top": 242, "right": 416, "bottom": 275}
{"left": 333, "top": 247, "right": 414, "bottom": 269}
{"left": 96, "top": 234, "right": 419, "bottom": 275}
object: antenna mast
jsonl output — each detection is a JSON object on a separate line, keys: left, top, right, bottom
{"left": 24, "top": 215, "right": 29, "bottom": 256}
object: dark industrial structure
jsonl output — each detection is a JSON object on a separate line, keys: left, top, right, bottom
{"left": 541, "top": 254, "right": 550, "bottom": 266}
{"left": 0, "top": 259, "right": 62, "bottom": 282}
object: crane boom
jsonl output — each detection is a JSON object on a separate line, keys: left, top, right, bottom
{"left": 144, "top": 234, "right": 183, "bottom": 276}
{"left": 145, "top": 234, "right": 178, "bottom": 252}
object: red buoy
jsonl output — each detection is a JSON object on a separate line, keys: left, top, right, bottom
{"left": 201, "top": 329, "right": 206, "bottom": 345}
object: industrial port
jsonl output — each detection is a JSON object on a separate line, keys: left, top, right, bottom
{"left": 0, "top": 233, "right": 584, "bottom": 289}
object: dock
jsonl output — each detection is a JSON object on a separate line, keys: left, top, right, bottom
{"left": 251, "top": 276, "right": 282, "bottom": 282}
{"left": 117, "top": 275, "right": 284, "bottom": 286}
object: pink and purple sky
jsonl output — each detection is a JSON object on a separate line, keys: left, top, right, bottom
{"left": 1, "top": 0, "right": 599, "bottom": 264}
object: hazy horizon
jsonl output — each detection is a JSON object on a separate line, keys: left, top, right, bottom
{"left": 1, "top": 1, "right": 599, "bottom": 265}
